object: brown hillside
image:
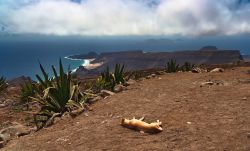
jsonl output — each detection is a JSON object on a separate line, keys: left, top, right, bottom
{"left": 2, "top": 67, "right": 250, "bottom": 151}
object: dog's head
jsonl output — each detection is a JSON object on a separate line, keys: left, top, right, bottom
{"left": 121, "top": 118, "right": 129, "bottom": 125}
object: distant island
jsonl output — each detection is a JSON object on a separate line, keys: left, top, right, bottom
{"left": 68, "top": 46, "right": 243, "bottom": 76}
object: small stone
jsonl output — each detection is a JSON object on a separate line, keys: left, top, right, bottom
{"left": 192, "top": 69, "right": 199, "bottom": 73}
{"left": 187, "top": 122, "right": 192, "bottom": 125}
{"left": 0, "top": 104, "right": 6, "bottom": 108}
{"left": 200, "top": 81, "right": 214, "bottom": 87}
{"left": 192, "top": 67, "right": 207, "bottom": 73}
{"left": 125, "top": 79, "right": 136, "bottom": 85}
{"left": 100, "top": 90, "right": 115, "bottom": 97}
{"left": 151, "top": 74, "right": 156, "bottom": 78}
{"left": 61, "top": 112, "right": 70, "bottom": 120}
{"left": 114, "top": 84, "right": 126, "bottom": 93}
{"left": 146, "top": 76, "right": 151, "bottom": 79}
{"left": 89, "top": 96, "right": 102, "bottom": 103}
{"left": 0, "top": 122, "right": 31, "bottom": 143}
{"left": 210, "top": 68, "right": 224, "bottom": 73}
{"left": 242, "top": 97, "right": 247, "bottom": 100}
{"left": 84, "top": 113, "right": 89, "bottom": 117}
{"left": 69, "top": 108, "right": 85, "bottom": 118}
{"left": 0, "top": 133, "right": 10, "bottom": 142}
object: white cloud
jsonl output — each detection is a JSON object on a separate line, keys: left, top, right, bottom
{"left": 2, "top": 0, "right": 250, "bottom": 36}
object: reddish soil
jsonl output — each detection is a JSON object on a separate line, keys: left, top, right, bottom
{"left": 2, "top": 67, "right": 250, "bottom": 151}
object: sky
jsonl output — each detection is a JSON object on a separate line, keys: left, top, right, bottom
{"left": 0, "top": 0, "right": 250, "bottom": 37}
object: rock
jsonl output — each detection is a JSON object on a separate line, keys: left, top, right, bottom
{"left": 69, "top": 108, "right": 85, "bottom": 118}
{"left": 146, "top": 75, "right": 151, "bottom": 79}
{"left": 192, "top": 67, "right": 207, "bottom": 73}
{"left": 155, "top": 71, "right": 165, "bottom": 75}
{"left": 200, "top": 81, "right": 214, "bottom": 87}
{"left": 89, "top": 96, "right": 103, "bottom": 104}
{"left": 100, "top": 90, "right": 115, "bottom": 97}
{"left": 151, "top": 74, "right": 156, "bottom": 78}
{"left": 210, "top": 68, "right": 224, "bottom": 73}
{"left": 0, "top": 104, "right": 6, "bottom": 108}
{"left": 114, "top": 84, "right": 126, "bottom": 93}
{"left": 0, "top": 133, "right": 10, "bottom": 142}
{"left": 0, "top": 122, "right": 31, "bottom": 147}
{"left": 61, "top": 112, "right": 70, "bottom": 120}
{"left": 44, "top": 113, "right": 62, "bottom": 128}
{"left": 125, "top": 79, "right": 136, "bottom": 86}
{"left": 242, "top": 97, "right": 247, "bottom": 100}
{"left": 192, "top": 68, "right": 199, "bottom": 73}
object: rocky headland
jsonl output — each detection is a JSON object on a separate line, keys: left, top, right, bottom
{"left": 71, "top": 46, "right": 243, "bottom": 76}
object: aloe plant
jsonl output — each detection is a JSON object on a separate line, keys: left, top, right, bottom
{"left": 96, "top": 66, "right": 115, "bottom": 91}
{"left": 166, "top": 59, "right": 179, "bottom": 73}
{"left": 20, "top": 80, "right": 37, "bottom": 103}
{"left": 181, "top": 62, "right": 195, "bottom": 72}
{"left": 114, "top": 64, "right": 125, "bottom": 84}
{"left": 35, "top": 62, "right": 53, "bottom": 90}
{"left": 96, "top": 64, "right": 125, "bottom": 91}
{"left": 33, "top": 59, "right": 86, "bottom": 129}
{"left": 0, "top": 76, "right": 7, "bottom": 93}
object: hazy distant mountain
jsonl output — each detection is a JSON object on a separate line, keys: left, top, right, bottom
{"left": 0, "top": 23, "right": 12, "bottom": 37}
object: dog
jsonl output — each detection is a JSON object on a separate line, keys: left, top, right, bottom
{"left": 121, "top": 117, "right": 163, "bottom": 134}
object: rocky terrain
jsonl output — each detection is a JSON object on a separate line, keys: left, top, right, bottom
{"left": 0, "top": 66, "right": 250, "bottom": 150}
{"left": 73, "top": 47, "right": 243, "bottom": 76}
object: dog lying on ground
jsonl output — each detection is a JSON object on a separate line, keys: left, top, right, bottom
{"left": 121, "top": 117, "right": 163, "bottom": 134}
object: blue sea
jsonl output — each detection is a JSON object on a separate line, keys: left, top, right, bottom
{"left": 0, "top": 35, "right": 250, "bottom": 80}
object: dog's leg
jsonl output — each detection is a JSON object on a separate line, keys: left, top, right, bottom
{"left": 139, "top": 117, "right": 145, "bottom": 121}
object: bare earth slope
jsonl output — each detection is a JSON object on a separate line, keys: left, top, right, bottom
{"left": 2, "top": 67, "right": 250, "bottom": 151}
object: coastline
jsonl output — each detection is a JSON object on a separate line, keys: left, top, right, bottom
{"left": 83, "top": 59, "right": 104, "bottom": 70}
{"left": 65, "top": 56, "right": 103, "bottom": 72}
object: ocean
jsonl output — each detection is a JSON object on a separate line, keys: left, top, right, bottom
{"left": 0, "top": 35, "right": 250, "bottom": 80}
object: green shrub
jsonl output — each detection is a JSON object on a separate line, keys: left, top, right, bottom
{"left": 113, "top": 64, "right": 125, "bottom": 84}
{"left": 0, "top": 76, "right": 7, "bottom": 93}
{"left": 96, "top": 64, "right": 125, "bottom": 91}
{"left": 166, "top": 59, "right": 179, "bottom": 73}
{"left": 181, "top": 62, "right": 195, "bottom": 72}
{"left": 20, "top": 80, "right": 37, "bottom": 103}
{"left": 33, "top": 59, "right": 86, "bottom": 129}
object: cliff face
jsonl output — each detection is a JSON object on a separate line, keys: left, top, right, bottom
{"left": 75, "top": 49, "right": 243, "bottom": 75}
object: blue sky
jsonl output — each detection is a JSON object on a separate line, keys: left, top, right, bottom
{"left": 0, "top": 0, "right": 250, "bottom": 36}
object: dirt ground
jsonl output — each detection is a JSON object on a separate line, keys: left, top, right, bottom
{"left": 1, "top": 67, "right": 250, "bottom": 151}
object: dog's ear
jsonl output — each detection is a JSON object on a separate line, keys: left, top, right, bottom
{"left": 121, "top": 118, "right": 125, "bottom": 125}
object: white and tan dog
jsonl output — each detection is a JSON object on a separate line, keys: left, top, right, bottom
{"left": 121, "top": 117, "right": 163, "bottom": 134}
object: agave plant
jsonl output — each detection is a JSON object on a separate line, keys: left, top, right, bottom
{"left": 35, "top": 62, "right": 53, "bottom": 90}
{"left": 96, "top": 66, "right": 115, "bottom": 91}
{"left": 96, "top": 64, "right": 125, "bottom": 91}
{"left": 0, "top": 76, "right": 7, "bottom": 93}
{"left": 33, "top": 59, "right": 86, "bottom": 129}
{"left": 113, "top": 64, "right": 125, "bottom": 85}
{"left": 20, "top": 80, "right": 37, "bottom": 103}
{"left": 166, "top": 59, "right": 179, "bottom": 73}
{"left": 181, "top": 62, "right": 195, "bottom": 72}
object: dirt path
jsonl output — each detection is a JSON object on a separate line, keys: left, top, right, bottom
{"left": 2, "top": 67, "right": 250, "bottom": 151}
